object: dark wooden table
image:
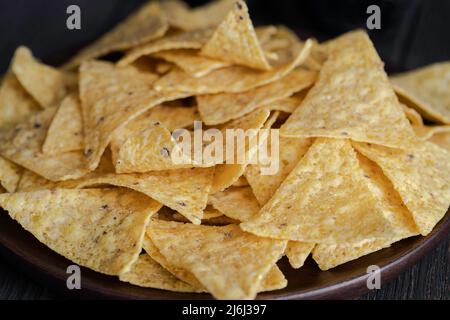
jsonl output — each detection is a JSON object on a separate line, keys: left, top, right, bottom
{"left": 0, "top": 234, "right": 448, "bottom": 300}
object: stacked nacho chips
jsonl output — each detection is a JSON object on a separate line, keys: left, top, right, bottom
{"left": 0, "top": 0, "right": 448, "bottom": 300}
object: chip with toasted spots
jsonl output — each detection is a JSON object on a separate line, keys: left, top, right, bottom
{"left": 280, "top": 31, "right": 416, "bottom": 149}
{"left": 0, "top": 156, "right": 22, "bottom": 193}
{"left": 285, "top": 242, "right": 315, "bottom": 269}
{"left": 147, "top": 220, "right": 287, "bottom": 299}
{"left": 201, "top": 1, "right": 271, "bottom": 71}
{"left": 209, "top": 186, "right": 260, "bottom": 222}
{"left": 43, "top": 93, "right": 84, "bottom": 154}
{"left": 0, "top": 188, "right": 162, "bottom": 275}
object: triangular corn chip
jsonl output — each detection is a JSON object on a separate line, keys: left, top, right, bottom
{"left": 118, "top": 28, "right": 214, "bottom": 66}
{"left": 79, "top": 60, "right": 191, "bottom": 170}
{"left": 154, "top": 49, "right": 230, "bottom": 77}
{"left": 147, "top": 220, "right": 287, "bottom": 299}
{"left": 231, "top": 175, "right": 248, "bottom": 187}
{"left": 64, "top": 2, "right": 168, "bottom": 69}
{"left": 241, "top": 138, "right": 401, "bottom": 244}
{"left": 313, "top": 154, "right": 419, "bottom": 270}
{"left": 245, "top": 136, "right": 313, "bottom": 205}
{"left": 427, "top": 128, "right": 450, "bottom": 151}
{"left": 197, "top": 68, "right": 317, "bottom": 125}
{"left": 414, "top": 125, "right": 450, "bottom": 141}
{"left": 211, "top": 109, "right": 272, "bottom": 192}
{"left": 0, "top": 188, "right": 162, "bottom": 275}
{"left": 354, "top": 141, "right": 450, "bottom": 235}
{"left": 285, "top": 242, "right": 315, "bottom": 269}
{"left": 16, "top": 152, "right": 214, "bottom": 225}
{"left": 391, "top": 62, "right": 450, "bottom": 124}
{"left": 201, "top": 0, "right": 271, "bottom": 70}
{"left": 280, "top": 31, "right": 416, "bottom": 149}
{"left": 0, "top": 108, "right": 89, "bottom": 181}
{"left": 161, "top": 0, "right": 234, "bottom": 31}
{"left": 0, "top": 71, "right": 39, "bottom": 127}
{"left": 111, "top": 104, "right": 200, "bottom": 153}
{"left": 154, "top": 38, "right": 312, "bottom": 94}
{"left": 119, "top": 254, "right": 200, "bottom": 292}
{"left": 113, "top": 122, "right": 207, "bottom": 173}
{"left": 0, "top": 156, "right": 22, "bottom": 193}
{"left": 260, "top": 91, "right": 307, "bottom": 114}
{"left": 43, "top": 93, "right": 84, "bottom": 154}
{"left": 12, "top": 47, "right": 72, "bottom": 108}
{"left": 209, "top": 186, "right": 260, "bottom": 221}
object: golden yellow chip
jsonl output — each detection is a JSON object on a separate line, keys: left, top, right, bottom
{"left": 245, "top": 137, "right": 313, "bottom": 205}
{"left": 0, "top": 156, "right": 22, "bottom": 193}
{"left": 261, "top": 91, "right": 307, "bottom": 114}
{"left": 231, "top": 175, "right": 248, "bottom": 187}
{"left": 79, "top": 60, "right": 191, "bottom": 170}
{"left": 354, "top": 141, "right": 450, "bottom": 235}
{"left": 391, "top": 62, "right": 450, "bottom": 124}
{"left": 201, "top": 0, "right": 271, "bottom": 70}
{"left": 413, "top": 125, "right": 450, "bottom": 140}
{"left": 64, "top": 2, "right": 168, "bottom": 69}
{"left": 280, "top": 30, "right": 416, "bottom": 149}
{"left": 209, "top": 186, "right": 260, "bottom": 222}
{"left": 42, "top": 93, "right": 84, "bottom": 154}
{"left": 154, "top": 38, "right": 312, "bottom": 94}
{"left": 118, "top": 28, "right": 214, "bottom": 67}
{"left": 119, "top": 253, "right": 201, "bottom": 292}
{"left": 0, "top": 108, "right": 89, "bottom": 181}
{"left": 241, "top": 138, "right": 401, "bottom": 244}
{"left": 285, "top": 242, "right": 315, "bottom": 269}
{"left": 428, "top": 127, "right": 450, "bottom": 151}
{"left": 197, "top": 68, "right": 316, "bottom": 125}
{"left": 211, "top": 109, "right": 272, "bottom": 193}
{"left": 0, "top": 71, "right": 39, "bottom": 127}
{"left": 161, "top": 0, "right": 234, "bottom": 31}
{"left": 154, "top": 49, "right": 230, "bottom": 77}
{"left": 12, "top": 47, "right": 72, "bottom": 108}
{"left": 312, "top": 153, "right": 419, "bottom": 271}
{"left": 0, "top": 188, "right": 162, "bottom": 275}
{"left": 147, "top": 220, "right": 287, "bottom": 300}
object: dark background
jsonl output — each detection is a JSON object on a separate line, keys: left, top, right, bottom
{"left": 0, "top": 0, "right": 449, "bottom": 300}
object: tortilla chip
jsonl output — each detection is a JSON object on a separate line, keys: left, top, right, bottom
{"left": 0, "top": 188, "right": 162, "bottom": 275}
{"left": 42, "top": 93, "right": 84, "bottom": 154}
{"left": 211, "top": 109, "right": 272, "bottom": 193}
{"left": 113, "top": 122, "right": 206, "bottom": 173}
{"left": 64, "top": 2, "right": 168, "bottom": 69}
{"left": 241, "top": 138, "right": 400, "bottom": 244}
{"left": 353, "top": 141, "right": 450, "bottom": 235}
{"left": 285, "top": 242, "right": 315, "bottom": 269}
{"left": 0, "top": 71, "right": 39, "bottom": 127}
{"left": 245, "top": 137, "right": 313, "bottom": 205}
{"left": 259, "top": 265, "right": 287, "bottom": 292}
{"left": 280, "top": 30, "right": 416, "bottom": 149}
{"left": 79, "top": 60, "right": 191, "bottom": 170}
{"left": 197, "top": 68, "right": 317, "bottom": 125}
{"left": 0, "top": 108, "right": 89, "bottom": 181}
{"left": 118, "top": 28, "right": 214, "bottom": 67}
{"left": 161, "top": 0, "right": 234, "bottom": 31}
{"left": 155, "top": 61, "right": 173, "bottom": 74}
{"left": 147, "top": 220, "right": 287, "bottom": 299}
{"left": 201, "top": 1, "right": 271, "bottom": 71}
{"left": 18, "top": 151, "right": 214, "bottom": 225}
{"left": 209, "top": 186, "right": 260, "bottom": 221}
{"left": 111, "top": 104, "right": 199, "bottom": 152}
{"left": 0, "top": 156, "right": 22, "bottom": 192}
{"left": 413, "top": 125, "right": 450, "bottom": 140}
{"left": 119, "top": 253, "right": 200, "bottom": 292}
{"left": 154, "top": 49, "right": 230, "bottom": 77}
{"left": 402, "top": 103, "right": 423, "bottom": 126}
{"left": 391, "top": 62, "right": 450, "bottom": 124}
{"left": 12, "top": 47, "right": 71, "bottom": 108}
{"left": 154, "top": 38, "right": 312, "bottom": 94}
{"left": 312, "top": 152, "right": 420, "bottom": 271}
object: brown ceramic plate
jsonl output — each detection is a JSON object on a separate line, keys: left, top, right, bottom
{"left": 0, "top": 209, "right": 448, "bottom": 300}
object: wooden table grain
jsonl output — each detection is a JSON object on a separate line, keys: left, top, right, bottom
{"left": 0, "top": 235, "right": 448, "bottom": 300}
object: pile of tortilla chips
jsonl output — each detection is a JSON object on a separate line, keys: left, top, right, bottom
{"left": 0, "top": 0, "right": 449, "bottom": 300}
